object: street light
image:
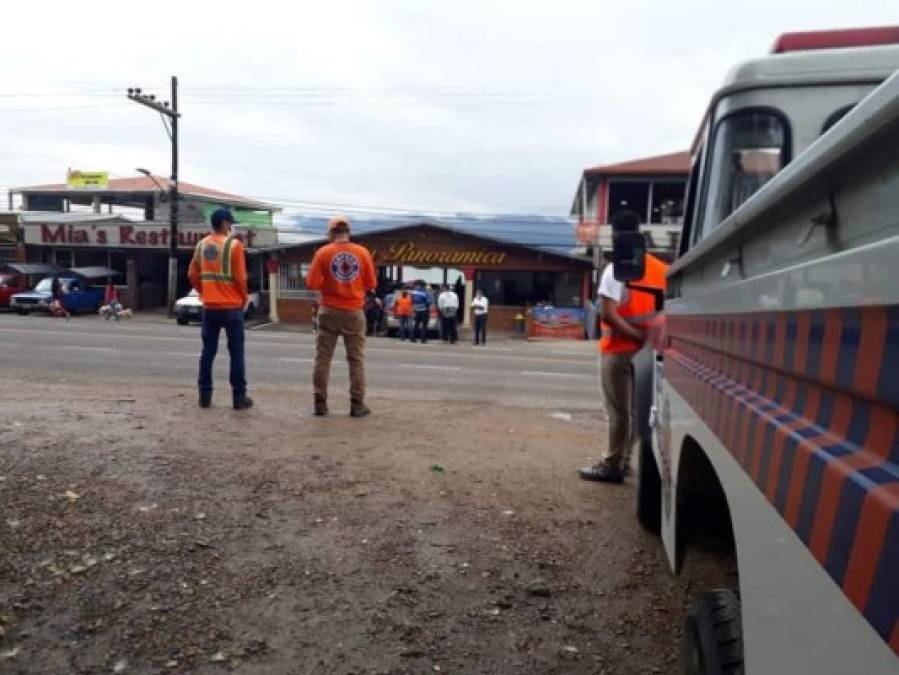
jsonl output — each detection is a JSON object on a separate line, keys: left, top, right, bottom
{"left": 127, "top": 76, "right": 180, "bottom": 317}
{"left": 135, "top": 168, "right": 169, "bottom": 194}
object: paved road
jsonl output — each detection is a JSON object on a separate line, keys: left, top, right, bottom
{"left": 0, "top": 313, "right": 600, "bottom": 408}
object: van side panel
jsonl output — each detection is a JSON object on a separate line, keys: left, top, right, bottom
{"left": 665, "top": 307, "right": 898, "bottom": 652}
{"left": 663, "top": 382, "right": 898, "bottom": 674}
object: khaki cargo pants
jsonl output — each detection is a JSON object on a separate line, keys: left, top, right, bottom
{"left": 600, "top": 351, "right": 637, "bottom": 471}
{"left": 314, "top": 307, "right": 367, "bottom": 403}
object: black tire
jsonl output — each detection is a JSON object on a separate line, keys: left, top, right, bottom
{"left": 636, "top": 437, "right": 662, "bottom": 534}
{"left": 176, "top": 317, "right": 189, "bottom": 326}
{"left": 16, "top": 308, "right": 27, "bottom": 315}
{"left": 244, "top": 303, "right": 255, "bottom": 319}
{"left": 680, "top": 590, "right": 744, "bottom": 675}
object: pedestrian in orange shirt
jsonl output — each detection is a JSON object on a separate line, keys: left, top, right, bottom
{"left": 305, "top": 216, "right": 377, "bottom": 417}
{"left": 393, "top": 288, "right": 413, "bottom": 341}
{"left": 188, "top": 208, "right": 253, "bottom": 411}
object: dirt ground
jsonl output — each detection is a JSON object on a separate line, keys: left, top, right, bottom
{"left": 0, "top": 378, "right": 735, "bottom": 674}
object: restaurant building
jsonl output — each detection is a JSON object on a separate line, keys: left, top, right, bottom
{"left": 272, "top": 221, "right": 593, "bottom": 331}
{"left": 7, "top": 175, "right": 279, "bottom": 309}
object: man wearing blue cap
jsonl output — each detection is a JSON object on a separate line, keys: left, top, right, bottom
{"left": 188, "top": 208, "right": 253, "bottom": 410}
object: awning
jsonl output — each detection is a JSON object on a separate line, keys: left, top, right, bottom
{"left": 2, "top": 262, "right": 64, "bottom": 275}
{"left": 67, "top": 266, "right": 122, "bottom": 279}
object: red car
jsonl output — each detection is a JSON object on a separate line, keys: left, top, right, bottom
{"left": 0, "top": 273, "right": 27, "bottom": 308}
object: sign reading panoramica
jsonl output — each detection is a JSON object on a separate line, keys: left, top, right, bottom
{"left": 369, "top": 242, "right": 507, "bottom": 266}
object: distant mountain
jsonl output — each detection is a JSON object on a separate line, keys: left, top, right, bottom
{"left": 275, "top": 211, "right": 578, "bottom": 251}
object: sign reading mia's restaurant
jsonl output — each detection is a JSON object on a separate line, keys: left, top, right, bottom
{"left": 24, "top": 223, "right": 275, "bottom": 249}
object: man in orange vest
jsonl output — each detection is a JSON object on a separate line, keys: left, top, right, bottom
{"left": 580, "top": 210, "right": 667, "bottom": 483}
{"left": 188, "top": 208, "right": 253, "bottom": 410}
{"left": 306, "top": 216, "right": 378, "bottom": 417}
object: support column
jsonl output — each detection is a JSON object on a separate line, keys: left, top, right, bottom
{"left": 463, "top": 278, "right": 474, "bottom": 327}
{"left": 268, "top": 259, "right": 279, "bottom": 323}
{"left": 126, "top": 255, "right": 139, "bottom": 310}
{"left": 92, "top": 195, "right": 101, "bottom": 214}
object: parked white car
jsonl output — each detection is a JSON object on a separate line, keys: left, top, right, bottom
{"left": 174, "top": 289, "right": 260, "bottom": 325}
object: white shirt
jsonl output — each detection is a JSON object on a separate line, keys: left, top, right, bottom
{"left": 471, "top": 296, "right": 489, "bottom": 315}
{"left": 598, "top": 264, "right": 628, "bottom": 304}
{"left": 437, "top": 291, "right": 459, "bottom": 312}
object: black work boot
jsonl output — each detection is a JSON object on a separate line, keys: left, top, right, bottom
{"left": 578, "top": 463, "right": 624, "bottom": 483}
{"left": 350, "top": 400, "right": 371, "bottom": 418}
{"left": 233, "top": 394, "right": 254, "bottom": 410}
{"left": 314, "top": 396, "right": 329, "bottom": 417}
{"left": 199, "top": 391, "right": 212, "bottom": 409}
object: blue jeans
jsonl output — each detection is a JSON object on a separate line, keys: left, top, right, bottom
{"left": 198, "top": 309, "right": 246, "bottom": 401}
{"left": 398, "top": 315, "right": 412, "bottom": 340}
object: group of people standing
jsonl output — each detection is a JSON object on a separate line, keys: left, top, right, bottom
{"left": 391, "top": 283, "right": 489, "bottom": 346}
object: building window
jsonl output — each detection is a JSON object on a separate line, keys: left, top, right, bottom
{"left": 700, "top": 109, "right": 788, "bottom": 237}
{"left": 608, "top": 181, "right": 650, "bottom": 223}
{"left": 650, "top": 181, "right": 685, "bottom": 224}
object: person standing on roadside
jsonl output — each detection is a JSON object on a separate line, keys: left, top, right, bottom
{"left": 579, "top": 210, "right": 667, "bottom": 483}
{"left": 50, "top": 276, "right": 70, "bottom": 320}
{"left": 393, "top": 288, "right": 413, "bottom": 341}
{"left": 437, "top": 284, "right": 459, "bottom": 344}
{"left": 471, "top": 289, "right": 489, "bottom": 345}
{"left": 411, "top": 282, "right": 432, "bottom": 344}
{"left": 305, "top": 216, "right": 377, "bottom": 417}
{"left": 188, "top": 208, "right": 253, "bottom": 410}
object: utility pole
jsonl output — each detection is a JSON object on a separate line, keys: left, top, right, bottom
{"left": 127, "top": 76, "right": 180, "bottom": 317}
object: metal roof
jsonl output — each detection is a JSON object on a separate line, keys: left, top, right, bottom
{"left": 11, "top": 175, "right": 279, "bottom": 212}
{"left": 2, "top": 262, "right": 63, "bottom": 275}
{"left": 583, "top": 151, "right": 691, "bottom": 177}
{"left": 275, "top": 218, "right": 589, "bottom": 265}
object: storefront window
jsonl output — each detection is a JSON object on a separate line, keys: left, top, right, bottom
{"left": 279, "top": 263, "right": 309, "bottom": 296}
{"left": 479, "top": 271, "right": 583, "bottom": 307}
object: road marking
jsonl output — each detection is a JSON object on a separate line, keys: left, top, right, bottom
{"left": 520, "top": 370, "right": 594, "bottom": 380}
{"left": 400, "top": 364, "right": 462, "bottom": 372}
{"left": 279, "top": 357, "right": 314, "bottom": 363}
{"left": 61, "top": 346, "right": 119, "bottom": 353}
{"left": 160, "top": 351, "right": 198, "bottom": 357}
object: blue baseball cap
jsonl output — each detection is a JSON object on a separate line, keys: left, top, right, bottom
{"left": 211, "top": 207, "right": 237, "bottom": 229}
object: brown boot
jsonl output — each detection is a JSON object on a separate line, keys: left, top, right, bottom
{"left": 314, "top": 396, "right": 329, "bottom": 417}
{"left": 350, "top": 400, "right": 371, "bottom": 418}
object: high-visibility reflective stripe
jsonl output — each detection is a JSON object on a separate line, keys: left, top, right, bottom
{"left": 222, "top": 237, "right": 234, "bottom": 278}
{"left": 199, "top": 273, "right": 236, "bottom": 282}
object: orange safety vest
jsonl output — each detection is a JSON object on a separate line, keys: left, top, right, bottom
{"left": 599, "top": 253, "right": 668, "bottom": 354}
{"left": 188, "top": 234, "right": 247, "bottom": 310}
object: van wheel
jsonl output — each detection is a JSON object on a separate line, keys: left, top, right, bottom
{"left": 176, "top": 317, "right": 189, "bottom": 326}
{"left": 636, "top": 438, "right": 662, "bottom": 534}
{"left": 680, "top": 590, "right": 744, "bottom": 675}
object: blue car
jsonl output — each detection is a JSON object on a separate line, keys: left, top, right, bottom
{"left": 10, "top": 276, "right": 104, "bottom": 315}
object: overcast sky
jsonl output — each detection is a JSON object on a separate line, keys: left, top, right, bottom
{"left": 1, "top": 1, "right": 895, "bottom": 217}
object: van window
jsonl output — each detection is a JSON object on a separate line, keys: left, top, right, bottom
{"left": 699, "top": 109, "right": 788, "bottom": 237}
{"left": 822, "top": 104, "right": 855, "bottom": 134}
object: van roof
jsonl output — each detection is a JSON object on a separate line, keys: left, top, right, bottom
{"left": 722, "top": 43, "right": 899, "bottom": 91}
{"left": 690, "top": 43, "right": 899, "bottom": 153}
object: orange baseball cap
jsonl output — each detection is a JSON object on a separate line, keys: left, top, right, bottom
{"left": 328, "top": 215, "right": 351, "bottom": 233}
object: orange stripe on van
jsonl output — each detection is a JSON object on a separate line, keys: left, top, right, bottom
{"left": 842, "top": 483, "right": 899, "bottom": 614}
{"left": 820, "top": 309, "right": 843, "bottom": 387}
{"left": 854, "top": 307, "right": 887, "bottom": 400}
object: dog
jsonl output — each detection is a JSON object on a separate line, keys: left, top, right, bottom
{"left": 99, "top": 305, "right": 133, "bottom": 319}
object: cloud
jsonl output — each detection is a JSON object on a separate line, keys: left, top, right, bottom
{"left": 1, "top": 0, "right": 896, "bottom": 214}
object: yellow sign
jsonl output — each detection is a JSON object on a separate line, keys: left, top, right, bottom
{"left": 66, "top": 170, "right": 109, "bottom": 189}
